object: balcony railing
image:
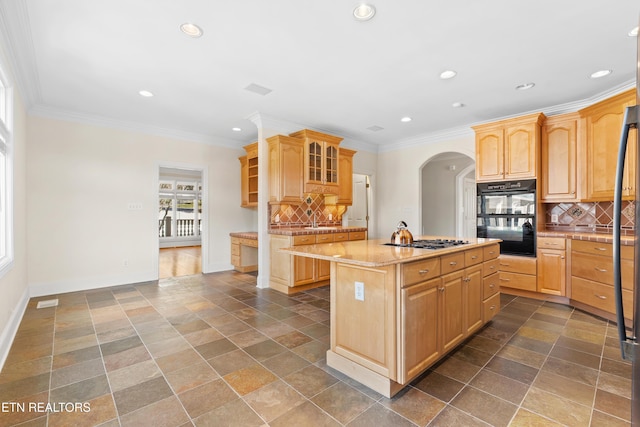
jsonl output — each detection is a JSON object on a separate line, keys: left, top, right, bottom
{"left": 159, "top": 218, "right": 202, "bottom": 238}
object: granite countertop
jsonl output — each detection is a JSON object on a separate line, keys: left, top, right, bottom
{"left": 280, "top": 236, "right": 501, "bottom": 267}
{"left": 269, "top": 226, "right": 368, "bottom": 236}
{"left": 538, "top": 230, "right": 635, "bottom": 246}
{"left": 229, "top": 231, "right": 258, "bottom": 240}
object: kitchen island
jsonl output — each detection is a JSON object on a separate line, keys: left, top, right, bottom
{"left": 281, "top": 237, "right": 501, "bottom": 397}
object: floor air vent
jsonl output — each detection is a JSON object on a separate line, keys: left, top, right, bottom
{"left": 36, "top": 299, "right": 58, "bottom": 309}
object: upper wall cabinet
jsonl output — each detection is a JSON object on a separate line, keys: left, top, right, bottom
{"left": 267, "top": 135, "right": 305, "bottom": 204}
{"left": 289, "top": 129, "right": 344, "bottom": 195}
{"left": 239, "top": 142, "right": 258, "bottom": 208}
{"left": 473, "top": 113, "right": 545, "bottom": 182}
{"left": 579, "top": 89, "right": 637, "bottom": 201}
{"left": 540, "top": 113, "right": 579, "bottom": 202}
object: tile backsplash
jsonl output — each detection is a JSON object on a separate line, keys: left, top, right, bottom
{"left": 268, "top": 193, "right": 346, "bottom": 229}
{"left": 544, "top": 201, "right": 635, "bottom": 235}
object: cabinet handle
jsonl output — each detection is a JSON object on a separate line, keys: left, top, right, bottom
{"left": 548, "top": 242, "right": 559, "bottom": 245}
{"left": 595, "top": 267, "right": 607, "bottom": 272}
{"left": 500, "top": 263, "right": 510, "bottom": 267}
{"left": 561, "top": 256, "right": 565, "bottom": 260}
{"left": 594, "top": 247, "right": 607, "bottom": 251}
{"left": 489, "top": 251, "right": 495, "bottom": 255}
{"left": 594, "top": 294, "right": 607, "bottom": 300}
{"left": 449, "top": 261, "right": 457, "bottom": 266}
{"left": 500, "top": 278, "right": 510, "bottom": 282}
{"left": 489, "top": 284, "right": 495, "bottom": 288}
{"left": 489, "top": 266, "right": 495, "bottom": 270}
{"left": 471, "top": 255, "right": 478, "bottom": 259}
{"left": 439, "top": 287, "right": 445, "bottom": 292}
{"left": 490, "top": 305, "right": 496, "bottom": 311}
{"left": 419, "top": 269, "right": 430, "bottom": 274}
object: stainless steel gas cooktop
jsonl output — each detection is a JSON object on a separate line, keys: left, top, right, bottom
{"left": 383, "top": 238, "right": 470, "bottom": 250}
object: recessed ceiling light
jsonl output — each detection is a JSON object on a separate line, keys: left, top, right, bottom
{"left": 180, "top": 23, "right": 203, "bottom": 38}
{"left": 589, "top": 69, "right": 612, "bottom": 79}
{"left": 629, "top": 26, "right": 639, "bottom": 37}
{"left": 452, "top": 102, "right": 465, "bottom": 108}
{"left": 400, "top": 116, "right": 412, "bottom": 123}
{"left": 232, "top": 127, "right": 242, "bottom": 132}
{"left": 138, "top": 90, "right": 154, "bottom": 97}
{"left": 353, "top": 4, "right": 376, "bottom": 21}
{"left": 515, "top": 83, "right": 535, "bottom": 91}
{"left": 440, "top": 70, "right": 457, "bottom": 80}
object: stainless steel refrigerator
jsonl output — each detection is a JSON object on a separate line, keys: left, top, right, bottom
{"left": 613, "top": 16, "right": 640, "bottom": 426}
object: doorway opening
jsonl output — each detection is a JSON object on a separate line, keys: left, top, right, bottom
{"left": 158, "top": 166, "right": 203, "bottom": 278}
{"left": 420, "top": 153, "right": 475, "bottom": 238}
{"left": 345, "top": 173, "right": 371, "bottom": 229}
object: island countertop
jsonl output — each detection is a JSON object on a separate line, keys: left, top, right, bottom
{"left": 280, "top": 236, "right": 502, "bottom": 267}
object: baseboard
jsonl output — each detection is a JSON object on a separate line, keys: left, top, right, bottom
{"left": 0, "top": 287, "right": 29, "bottom": 371}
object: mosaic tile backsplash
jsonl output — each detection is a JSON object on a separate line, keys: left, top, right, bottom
{"left": 268, "top": 193, "right": 346, "bottom": 229}
{"left": 544, "top": 201, "right": 635, "bottom": 235}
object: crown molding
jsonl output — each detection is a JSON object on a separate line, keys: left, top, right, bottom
{"left": 0, "top": 0, "right": 41, "bottom": 107}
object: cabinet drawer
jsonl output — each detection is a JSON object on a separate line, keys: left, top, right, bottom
{"left": 238, "top": 237, "right": 258, "bottom": 248}
{"left": 572, "top": 276, "right": 634, "bottom": 316}
{"left": 441, "top": 252, "right": 465, "bottom": 274}
{"left": 483, "top": 244, "right": 500, "bottom": 260}
{"left": 538, "top": 237, "right": 566, "bottom": 250}
{"left": 293, "top": 235, "right": 315, "bottom": 245}
{"left": 483, "top": 273, "right": 500, "bottom": 299}
{"left": 499, "top": 271, "right": 536, "bottom": 291}
{"left": 483, "top": 258, "right": 499, "bottom": 277}
{"left": 571, "top": 252, "right": 634, "bottom": 289}
{"left": 402, "top": 258, "right": 441, "bottom": 287}
{"left": 465, "top": 248, "right": 483, "bottom": 266}
{"left": 499, "top": 255, "right": 536, "bottom": 275}
{"left": 315, "top": 234, "right": 335, "bottom": 244}
{"left": 349, "top": 231, "right": 367, "bottom": 241}
{"left": 231, "top": 255, "right": 241, "bottom": 266}
{"left": 333, "top": 232, "right": 349, "bottom": 242}
{"left": 572, "top": 240, "right": 612, "bottom": 256}
{"left": 483, "top": 292, "right": 501, "bottom": 323}
{"left": 231, "top": 244, "right": 240, "bottom": 256}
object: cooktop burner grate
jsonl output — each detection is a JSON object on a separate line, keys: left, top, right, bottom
{"left": 384, "top": 239, "right": 470, "bottom": 249}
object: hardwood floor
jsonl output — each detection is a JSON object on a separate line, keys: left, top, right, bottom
{"left": 159, "top": 246, "right": 201, "bottom": 278}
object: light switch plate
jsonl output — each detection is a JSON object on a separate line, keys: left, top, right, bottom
{"left": 355, "top": 282, "right": 365, "bottom": 301}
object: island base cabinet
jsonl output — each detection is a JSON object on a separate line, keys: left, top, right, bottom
{"left": 331, "top": 263, "right": 397, "bottom": 380}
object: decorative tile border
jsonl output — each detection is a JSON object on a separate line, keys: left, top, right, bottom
{"left": 544, "top": 201, "right": 635, "bottom": 235}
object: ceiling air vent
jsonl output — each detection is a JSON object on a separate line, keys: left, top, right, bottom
{"left": 244, "top": 83, "right": 273, "bottom": 96}
{"left": 367, "top": 125, "right": 384, "bottom": 132}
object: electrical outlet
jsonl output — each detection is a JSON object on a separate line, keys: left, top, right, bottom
{"left": 355, "top": 281, "right": 365, "bottom": 301}
{"left": 127, "top": 202, "right": 143, "bottom": 210}
{"left": 551, "top": 214, "right": 559, "bottom": 223}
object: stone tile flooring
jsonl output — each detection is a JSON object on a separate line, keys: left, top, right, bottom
{"left": 0, "top": 271, "right": 632, "bottom": 426}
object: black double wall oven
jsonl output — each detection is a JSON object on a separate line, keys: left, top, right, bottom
{"left": 477, "top": 179, "right": 536, "bottom": 257}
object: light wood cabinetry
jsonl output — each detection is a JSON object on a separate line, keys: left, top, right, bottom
{"left": 541, "top": 113, "right": 579, "bottom": 202}
{"left": 230, "top": 236, "right": 258, "bottom": 273}
{"left": 499, "top": 254, "right": 537, "bottom": 292}
{"left": 536, "top": 237, "right": 566, "bottom": 296}
{"left": 579, "top": 89, "right": 637, "bottom": 201}
{"left": 239, "top": 142, "right": 258, "bottom": 208}
{"left": 570, "top": 240, "right": 634, "bottom": 322}
{"left": 482, "top": 243, "right": 500, "bottom": 323}
{"left": 337, "top": 148, "right": 355, "bottom": 205}
{"left": 397, "top": 245, "right": 498, "bottom": 385}
{"left": 267, "top": 135, "right": 304, "bottom": 204}
{"left": 270, "top": 230, "right": 367, "bottom": 294}
{"left": 473, "top": 113, "right": 545, "bottom": 182}
{"left": 289, "top": 129, "right": 344, "bottom": 195}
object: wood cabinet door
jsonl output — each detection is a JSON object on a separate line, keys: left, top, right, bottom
{"left": 464, "top": 265, "right": 483, "bottom": 335}
{"left": 441, "top": 270, "right": 465, "bottom": 353}
{"left": 504, "top": 122, "right": 537, "bottom": 179}
{"left": 337, "top": 148, "right": 355, "bottom": 205}
{"left": 582, "top": 89, "right": 636, "bottom": 201}
{"left": 324, "top": 142, "right": 339, "bottom": 188}
{"left": 475, "top": 129, "right": 504, "bottom": 182}
{"left": 537, "top": 249, "right": 566, "bottom": 296}
{"left": 541, "top": 115, "right": 577, "bottom": 201}
{"left": 239, "top": 156, "right": 248, "bottom": 207}
{"left": 400, "top": 278, "right": 441, "bottom": 383}
{"left": 280, "top": 141, "right": 304, "bottom": 203}
{"left": 293, "top": 255, "right": 315, "bottom": 286}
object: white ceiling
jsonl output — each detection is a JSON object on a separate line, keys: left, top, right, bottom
{"left": 0, "top": 0, "right": 638, "bottom": 151}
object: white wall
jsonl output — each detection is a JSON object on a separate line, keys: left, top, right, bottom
{"left": 26, "top": 116, "right": 255, "bottom": 296}
{"left": 376, "top": 135, "right": 475, "bottom": 239}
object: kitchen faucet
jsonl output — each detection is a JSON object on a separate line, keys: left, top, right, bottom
{"left": 312, "top": 211, "right": 319, "bottom": 228}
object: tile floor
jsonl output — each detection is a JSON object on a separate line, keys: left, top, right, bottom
{"left": 0, "top": 271, "right": 632, "bottom": 426}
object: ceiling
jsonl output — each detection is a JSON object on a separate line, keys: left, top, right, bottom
{"left": 0, "top": 0, "right": 638, "bottom": 151}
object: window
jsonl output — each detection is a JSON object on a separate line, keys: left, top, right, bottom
{"left": 158, "top": 176, "right": 202, "bottom": 246}
{"left": 0, "top": 64, "right": 13, "bottom": 278}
